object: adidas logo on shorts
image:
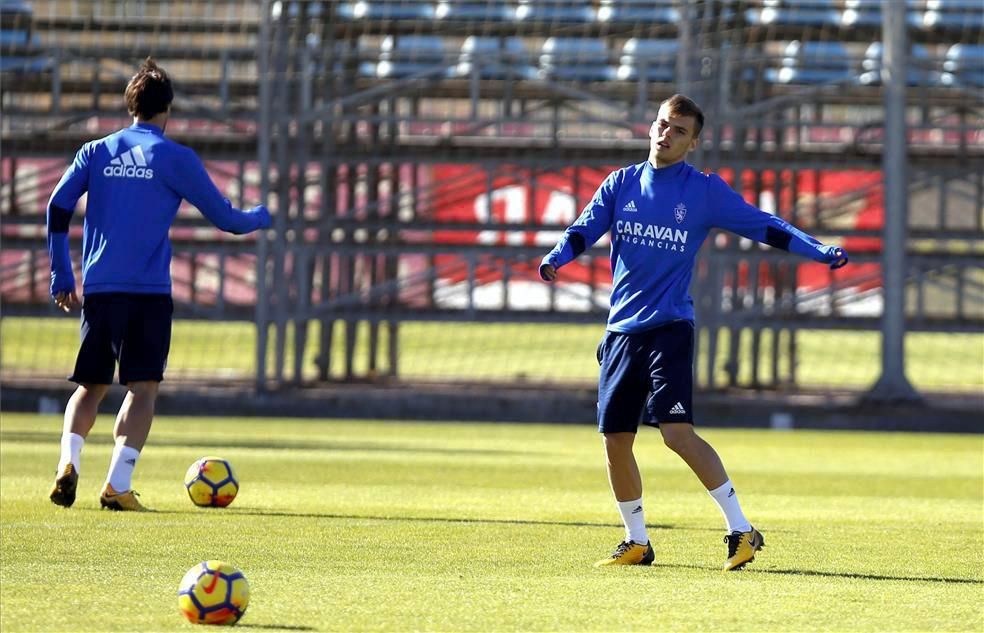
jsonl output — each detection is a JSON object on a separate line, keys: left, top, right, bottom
{"left": 669, "top": 402, "right": 687, "bottom": 415}
{"left": 103, "top": 145, "right": 154, "bottom": 179}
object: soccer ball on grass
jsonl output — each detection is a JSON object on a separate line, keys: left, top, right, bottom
{"left": 184, "top": 457, "right": 239, "bottom": 507}
{"left": 177, "top": 560, "right": 250, "bottom": 625}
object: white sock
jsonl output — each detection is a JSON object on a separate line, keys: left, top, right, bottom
{"left": 708, "top": 480, "right": 751, "bottom": 533}
{"left": 616, "top": 498, "right": 648, "bottom": 544}
{"left": 58, "top": 432, "right": 85, "bottom": 474}
{"left": 106, "top": 443, "right": 141, "bottom": 492}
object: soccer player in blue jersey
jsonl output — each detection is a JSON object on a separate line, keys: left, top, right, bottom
{"left": 540, "top": 94, "right": 848, "bottom": 570}
{"left": 46, "top": 59, "right": 271, "bottom": 511}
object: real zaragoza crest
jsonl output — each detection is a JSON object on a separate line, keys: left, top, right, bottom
{"left": 673, "top": 203, "right": 687, "bottom": 224}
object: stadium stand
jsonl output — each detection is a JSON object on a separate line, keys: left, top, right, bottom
{"left": 614, "top": 38, "right": 677, "bottom": 82}
{"left": 595, "top": 0, "right": 679, "bottom": 25}
{"left": 2, "top": 0, "right": 981, "bottom": 404}
{"left": 537, "top": 37, "right": 613, "bottom": 82}
{"left": 0, "top": 0, "right": 50, "bottom": 73}
{"left": 765, "top": 40, "right": 854, "bottom": 84}
{"left": 859, "top": 42, "right": 938, "bottom": 86}
{"left": 940, "top": 43, "right": 984, "bottom": 87}
{"left": 457, "top": 36, "right": 538, "bottom": 80}
{"left": 337, "top": 0, "right": 435, "bottom": 20}
{"left": 744, "top": 0, "right": 843, "bottom": 28}
{"left": 515, "top": 0, "right": 596, "bottom": 24}
{"left": 921, "top": 0, "right": 984, "bottom": 30}
{"left": 360, "top": 35, "right": 454, "bottom": 79}
{"left": 434, "top": 1, "right": 514, "bottom": 22}
{"left": 840, "top": 0, "right": 924, "bottom": 28}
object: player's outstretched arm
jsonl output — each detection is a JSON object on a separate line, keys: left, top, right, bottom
{"left": 169, "top": 146, "right": 271, "bottom": 235}
{"left": 707, "top": 174, "right": 849, "bottom": 270}
{"left": 46, "top": 144, "right": 91, "bottom": 310}
{"left": 539, "top": 171, "right": 621, "bottom": 282}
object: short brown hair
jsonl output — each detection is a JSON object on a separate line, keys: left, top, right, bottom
{"left": 660, "top": 94, "right": 704, "bottom": 138}
{"left": 125, "top": 58, "right": 173, "bottom": 120}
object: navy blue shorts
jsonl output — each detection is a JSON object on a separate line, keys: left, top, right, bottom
{"left": 597, "top": 320, "right": 695, "bottom": 433}
{"left": 70, "top": 293, "right": 173, "bottom": 386}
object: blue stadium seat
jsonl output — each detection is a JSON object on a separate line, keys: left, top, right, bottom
{"left": 940, "top": 44, "right": 984, "bottom": 88}
{"left": 360, "top": 36, "right": 453, "bottom": 79}
{"left": 538, "top": 38, "right": 614, "bottom": 82}
{"left": 745, "top": 0, "right": 841, "bottom": 27}
{"left": 919, "top": 0, "right": 984, "bottom": 30}
{"left": 515, "top": 1, "right": 595, "bottom": 23}
{"left": 0, "top": 0, "right": 50, "bottom": 74}
{"left": 841, "top": 0, "right": 923, "bottom": 28}
{"left": 336, "top": 1, "right": 435, "bottom": 20}
{"left": 859, "top": 42, "right": 940, "bottom": 87}
{"left": 614, "top": 39, "right": 677, "bottom": 82}
{"left": 0, "top": 30, "right": 47, "bottom": 73}
{"left": 357, "top": 37, "right": 380, "bottom": 78}
{"left": 765, "top": 41, "right": 854, "bottom": 85}
{"left": 435, "top": 1, "right": 514, "bottom": 21}
{"left": 595, "top": 0, "right": 678, "bottom": 25}
{"left": 457, "top": 36, "right": 538, "bottom": 80}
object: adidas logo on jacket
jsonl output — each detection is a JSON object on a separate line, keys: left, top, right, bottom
{"left": 103, "top": 146, "right": 154, "bottom": 179}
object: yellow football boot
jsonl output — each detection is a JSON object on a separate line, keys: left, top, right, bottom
{"left": 722, "top": 527, "right": 765, "bottom": 571}
{"left": 100, "top": 484, "right": 151, "bottom": 512}
{"left": 49, "top": 464, "right": 79, "bottom": 508}
{"left": 594, "top": 540, "right": 655, "bottom": 567}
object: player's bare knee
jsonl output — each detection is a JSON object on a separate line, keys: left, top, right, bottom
{"left": 75, "top": 383, "right": 110, "bottom": 404}
{"left": 661, "top": 432, "right": 681, "bottom": 453}
{"left": 602, "top": 435, "right": 631, "bottom": 465}
{"left": 660, "top": 424, "right": 696, "bottom": 454}
{"left": 127, "top": 381, "right": 160, "bottom": 401}
{"left": 603, "top": 432, "right": 635, "bottom": 455}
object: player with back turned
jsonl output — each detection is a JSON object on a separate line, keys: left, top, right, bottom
{"left": 46, "top": 58, "right": 271, "bottom": 511}
{"left": 540, "top": 94, "right": 848, "bottom": 570}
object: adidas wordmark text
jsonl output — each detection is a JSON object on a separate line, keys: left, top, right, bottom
{"left": 103, "top": 146, "right": 154, "bottom": 179}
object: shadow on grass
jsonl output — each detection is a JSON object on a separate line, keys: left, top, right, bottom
{"left": 750, "top": 566, "right": 984, "bottom": 585}
{"left": 0, "top": 430, "right": 529, "bottom": 457}
{"left": 656, "top": 563, "right": 983, "bottom": 585}
{"left": 237, "top": 624, "right": 317, "bottom": 631}
{"left": 153, "top": 506, "right": 701, "bottom": 531}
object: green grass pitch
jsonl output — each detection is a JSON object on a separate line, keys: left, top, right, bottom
{"left": 1, "top": 413, "right": 981, "bottom": 632}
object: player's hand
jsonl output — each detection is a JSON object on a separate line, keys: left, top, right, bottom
{"left": 826, "top": 247, "right": 849, "bottom": 270}
{"left": 539, "top": 263, "right": 558, "bottom": 282}
{"left": 53, "top": 289, "right": 80, "bottom": 312}
{"left": 252, "top": 205, "right": 272, "bottom": 230}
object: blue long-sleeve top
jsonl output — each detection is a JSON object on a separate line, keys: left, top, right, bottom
{"left": 47, "top": 122, "right": 271, "bottom": 296}
{"left": 541, "top": 160, "right": 843, "bottom": 333}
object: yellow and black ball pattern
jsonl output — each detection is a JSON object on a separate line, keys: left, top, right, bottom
{"left": 177, "top": 560, "right": 250, "bottom": 625}
{"left": 184, "top": 457, "right": 239, "bottom": 508}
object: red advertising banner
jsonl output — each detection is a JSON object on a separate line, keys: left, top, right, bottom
{"left": 3, "top": 157, "right": 883, "bottom": 307}
{"left": 430, "top": 164, "right": 883, "bottom": 293}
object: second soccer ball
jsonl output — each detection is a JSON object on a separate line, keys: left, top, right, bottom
{"left": 184, "top": 457, "right": 239, "bottom": 508}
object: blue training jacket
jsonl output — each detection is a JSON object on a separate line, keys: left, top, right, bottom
{"left": 541, "top": 160, "right": 843, "bottom": 333}
{"left": 47, "top": 122, "right": 271, "bottom": 296}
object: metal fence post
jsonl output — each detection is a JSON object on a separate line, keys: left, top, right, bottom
{"left": 866, "top": 0, "right": 921, "bottom": 403}
{"left": 255, "top": 0, "right": 273, "bottom": 393}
